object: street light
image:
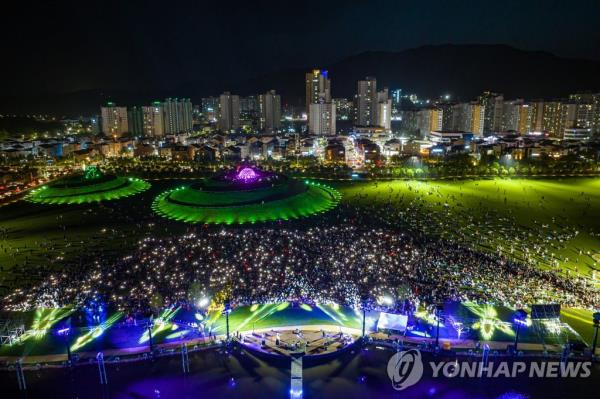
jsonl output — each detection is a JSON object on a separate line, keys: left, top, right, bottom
{"left": 591, "top": 312, "right": 600, "bottom": 359}
{"left": 435, "top": 304, "right": 444, "bottom": 348}
{"left": 147, "top": 321, "right": 154, "bottom": 353}
{"left": 513, "top": 309, "right": 528, "bottom": 354}
{"left": 57, "top": 327, "right": 72, "bottom": 364}
{"left": 224, "top": 299, "right": 232, "bottom": 342}
{"left": 360, "top": 294, "right": 370, "bottom": 340}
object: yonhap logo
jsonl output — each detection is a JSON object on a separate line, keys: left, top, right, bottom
{"left": 387, "top": 349, "right": 424, "bottom": 391}
{"left": 386, "top": 349, "right": 592, "bottom": 392}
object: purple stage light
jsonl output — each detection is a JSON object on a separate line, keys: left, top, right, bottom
{"left": 237, "top": 167, "right": 258, "bottom": 182}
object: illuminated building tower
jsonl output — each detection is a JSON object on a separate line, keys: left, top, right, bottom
{"left": 529, "top": 101, "right": 545, "bottom": 132}
{"left": 162, "top": 98, "right": 193, "bottom": 135}
{"left": 333, "top": 98, "right": 353, "bottom": 120}
{"left": 478, "top": 91, "right": 504, "bottom": 134}
{"left": 142, "top": 102, "right": 164, "bottom": 137}
{"left": 258, "top": 90, "right": 281, "bottom": 133}
{"left": 218, "top": 92, "right": 240, "bottom": 133}
{"left": 305, "top": 69, "right": 331, "bottom": 121}
{"left": 438, "top": 102, "right": 454, "bottom": 131}
{"left": 416, "top": 108, "right": 443, "bottom": 138}
{"left": 376, "top": 88, "right": 392, "bottom": 131}
{"left": 201, "top": 97, "right": 220, "bottom": 122}
{"left": 542, "top": 101, "right": 563, "bottom": 137}
{"left": 518, "top": 104, "right": 532, "bottom": 134}
{"left": 391, "top": 89, "right": 402, "bottom": 114}
{"left": 501, "top": 99, "right": 524, "bottom": 132}
{"left": 452, "top": 102, "right": 484, "bottom": 136}
{"left": 309, "top": 99, "right": 336, "bottom": 135}
{"left": 593, "top": 94, "right": 600, "bottom": 135}
{"left": 470, "top": 103, "right": 485, "bottom": 136}
{"left": 100, "top": 102, "right": 128, "bottom": 138}
{"left": 355, "top": 76, "right": 378, "bottom": 126}
{"left": 240, "top": 96, "right": 259, "bottom": 120}
{"left": 127, "top": 106, "right": 144, "bottom": 136}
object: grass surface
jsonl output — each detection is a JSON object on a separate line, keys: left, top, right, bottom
{"left": 152, "top": 181, "right": 341, "bottom": 224}
{"left": 2, "top": 177, "right": 600, "bottom": 342}
{"left": 26, "top": 177, "right": 150, "bottom": 204}
{"left": 337, "top": 178, "right": 600, "bottom": 277}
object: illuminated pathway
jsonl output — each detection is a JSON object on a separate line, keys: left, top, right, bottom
{"left": 290, "top": 354, "right": 303, "bottom": 399}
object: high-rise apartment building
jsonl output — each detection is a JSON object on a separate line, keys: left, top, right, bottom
{"left": 501, "top": 99, "right": 524, "bottom": 132}
{"left": 518, "top": 104, "right": 533, "bottom": 134}
{"left": 240, "top": 96, "right": 260, "bottom": 120}
{"left": 201, "top": 97, "right": 220, "bottom": 122}
{"left": 305, "top": 69, "right": 331, "bottom": 117}
{"left": 450, "top": 102, "right": 484, "bottom": 136}
{"left": 528, "top": 101, "right": 545, "bottom": 132}
{"left": 355, "top": 77, "right": 378, "bottom": 126}
{"left": 332, "top": 98, "right": 353, "bottom": 120}
{"left": 376, "top": 89, "right": 392, "bottom": 131}
{"left": 470, "top": 104, "right": 485, "bottom": 136}
{"left": 258, "top": 90, "right": 281, "bottom": 133}
{"left": 592, "top": 94, "right": 600, "bottom": 134}
{"left": 142, "top": 102, "right": 164, "bottom": 137}
{"left": 542, "top": 101, "right": 563, "bottom": 137}
{"left": 417, "top": 108, "right": 443, "bottom": 138}
{"left": 478, "top": 91, "right": 504, "bottom": 134}
{"left": 309, "top": 101, "right": 336, "bottom": 135}
{"left": 162, "top": 98, "right": 193, "bottom": 135}
{"left": 219, "top": 92, "right": 240, "bottom": 133}
{"left": 127, "top": 106, "right": 144, "bottom": 136}
{"left": 391, "top": 89, "right": 402, "bottom": 114}
{"left": 101, "top": 102, "right": 129, "bottom": 137}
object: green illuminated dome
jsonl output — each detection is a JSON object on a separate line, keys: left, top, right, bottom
{"left": 152, "top": 166, "right": 340, "bottom": 224}
{"left": 27, "top": 167, "right": 150, "bottom": 204}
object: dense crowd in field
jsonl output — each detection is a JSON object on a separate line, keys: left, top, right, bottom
{"left": 3, "top": 180, "right": 599, "bottom": 315}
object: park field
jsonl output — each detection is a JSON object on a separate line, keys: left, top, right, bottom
{"left": 1, "top": 177, "right": 599, "bottom": 340}
{"left": 338, "top": 177, "right": 600, "bottom": 279}
{"left": 1, "top": 177, "right": 599, "bottom": 287}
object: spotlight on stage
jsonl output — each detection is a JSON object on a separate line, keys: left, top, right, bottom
{"left": 197, "top": 297, "right": 210, "bottom": 308}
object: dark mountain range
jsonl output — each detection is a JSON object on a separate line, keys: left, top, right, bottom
{"left": 242, "top": 44, "right": 600, "bottom": 104}
{"left": 2, "top": 44, "right": 600, "bottom": 116}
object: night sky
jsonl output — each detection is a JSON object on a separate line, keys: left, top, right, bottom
{"left": 1, "top": 0, "right": 599, "bottom": 96}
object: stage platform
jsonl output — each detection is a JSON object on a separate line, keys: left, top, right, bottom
{"left": 238, "top": 325, "right": 359, "bottom": 358}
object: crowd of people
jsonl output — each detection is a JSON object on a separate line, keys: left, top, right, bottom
{"left": 3, "top": 180, "right": 599, "bottom": 314}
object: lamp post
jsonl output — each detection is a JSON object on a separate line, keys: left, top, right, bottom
{"left": 360, "top": 294, "right": 369, "bottom": 340}
{"left": 591, "top": 312, "right": 600, "bottom": 360}
{"left": 362, "top": 307, "right": 366, "bottom": 338}
{"left": 58, "top": 328, "right": 72, "bottom": 364}
{"left": 224, "top": 299, "right": 231, "bottom": 342}
{"left": 435, "top": 304, "right": 444, "bottom": 348}
{"left": 513, "top": 309, "right": 528, "bottom": 354}
{"left": 147, "top": 321, "right": 154, "bottom": 353}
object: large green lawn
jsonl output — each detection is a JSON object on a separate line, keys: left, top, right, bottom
{"left": 337, "top": 177, "right": 600, "bottom": 279}
{"left": 2, "top": 177, "right": 599, "bottom": 289}
{"left": 0, "top": 181, "right": 187, "bottom": 294}
{"left": 2, "top": 177, "right": 600, "bottom": 340}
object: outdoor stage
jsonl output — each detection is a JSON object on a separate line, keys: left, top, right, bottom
{"left": 238, "top": 326, "right": 359, "bottom": 358}
{"left": 0, "top": 301, "right": 592, "bottom": 364}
